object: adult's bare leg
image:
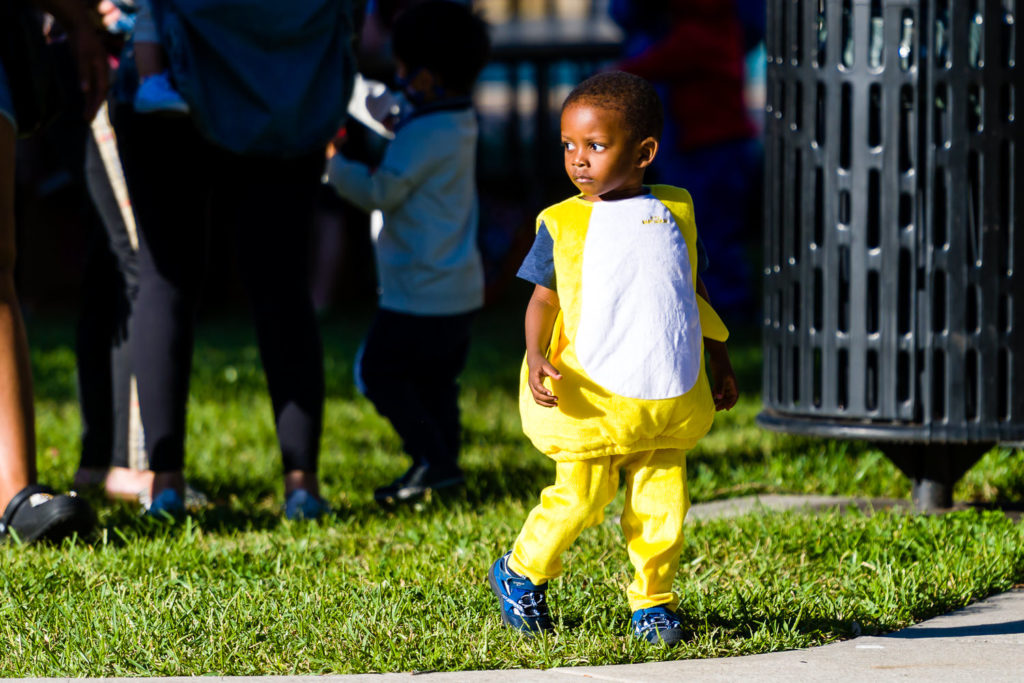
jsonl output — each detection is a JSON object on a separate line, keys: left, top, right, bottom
{"left": 0, "top": 115, "right": 36, "bottom": 512}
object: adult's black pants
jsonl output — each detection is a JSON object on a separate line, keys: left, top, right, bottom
{"left": 76, "top": 127, "right": 138, "bottom": 470}
{"left": 114, "top": 109, "right": 324, "bottom": 474}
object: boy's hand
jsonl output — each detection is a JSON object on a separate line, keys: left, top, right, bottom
{"left": 705, "top": 339, "right": 738, "bottom": 411}
{"left": 527, "top": 351, "right": 562, "bottom": 407}
{"left": 365, "top": 90, "right": 400, "bottom": 132}
{"left": 711, "top": 369, "right": 739, "bottom": 411}
{"left": 524, "top": 284, "right": 562, "bottom": 407}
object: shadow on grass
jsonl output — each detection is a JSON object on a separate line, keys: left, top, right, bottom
{"left": 320, "top": 458, "right": 556, "bottom": 519}
{"left": 545, "top": 606, "right": 881, "bottom": 646}
{"left": 963, "top": 501, "right": 1024, "bottom": 521}
{"left": 85, "top": 454, "right": 556, "bottom": 540}
{"left": 678, "top": 611, "right": 882, "bottom": 643}
{"left": 94, "top": 506, "right": 285, "bottom": 546}
{"left": 463, "top": 460, "right": 555, "bottom": 506}
{"left": 883, "top": 620, "right": 1024, "bottom": 639}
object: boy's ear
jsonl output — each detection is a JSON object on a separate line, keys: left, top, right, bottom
{"left": 636, "top": 136, "right": 658, "bottom": 168}
{"left": 409, "top": 67, "right": 441, "bottom": 93}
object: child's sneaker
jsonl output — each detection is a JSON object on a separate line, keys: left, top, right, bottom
{"left": 631, "top": 606, "right": 685, "bottom": 645}
{"left": 284, "top": 489, "right": 331, "bottom": 520}
{"left": 134, "top": 72, "right": 190, "bottom": 115}
{"left": 373, "top": 462, "right": 464, "bottom": 506}
{"left": 488, "top": 552, "right": 553, "bottom": 634}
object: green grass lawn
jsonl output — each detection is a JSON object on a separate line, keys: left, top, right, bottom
{"left": 3, "top": 293, "right": 1023, "bottom": 676}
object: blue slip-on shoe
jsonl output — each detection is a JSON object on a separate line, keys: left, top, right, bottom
{"left": 134, "top": 72, "right": 190, "bottom": 115}
{"left": 631, "top": 606, "right": 686, "bottom": 645}
{"left": 488, "top": 552, "right": 553, "bottom": 634}
{"left": 284, "top": 489, "right": 331, "bottom": 521}
{"left": 146, "top": 487, "right": 185, "bottom": 520}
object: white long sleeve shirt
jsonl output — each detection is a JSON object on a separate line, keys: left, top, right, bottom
{"left": 326, "top": 104, "right": 484, "bottom": 316}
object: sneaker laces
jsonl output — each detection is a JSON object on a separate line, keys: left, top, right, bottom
{"left": 636, "top": 611, "right": 681, "bottom": 633}
{"left": 510, "top": 588, "right": 549, "bottom": 619}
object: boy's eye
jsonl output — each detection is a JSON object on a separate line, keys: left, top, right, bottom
{"left": 590, "top": 143, "right": 606, "bottom": 152}
{"left": 562, "top": 141, "right": 575, "bottom": 151}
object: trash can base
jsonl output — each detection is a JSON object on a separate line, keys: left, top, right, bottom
{"left": 881, "top": 443, "right": 994, "bottom": 512}
{"left": 911, "top": 479, "right": 953, "bottom": 511}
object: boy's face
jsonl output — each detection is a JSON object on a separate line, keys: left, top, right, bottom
{"left": 560, "top": 102, "right": 657, "bottom": 201}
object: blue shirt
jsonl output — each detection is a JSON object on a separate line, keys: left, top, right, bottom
{"left": 127, "top": 0, "right": 356, "bottom": 157}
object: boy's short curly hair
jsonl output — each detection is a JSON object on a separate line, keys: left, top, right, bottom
{"left": 562, "top": 71, "right": 664, "bottom": 142}
{"left": 392, "top": 1, "right": 491, "bottom": 95}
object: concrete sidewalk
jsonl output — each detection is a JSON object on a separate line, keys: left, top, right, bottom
{"left": 685, "top": 493, "right": 911, "bottom": 521}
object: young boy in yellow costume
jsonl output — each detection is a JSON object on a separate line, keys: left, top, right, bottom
{"left": 488, "top": 71, "right": 738, "bottom": 645}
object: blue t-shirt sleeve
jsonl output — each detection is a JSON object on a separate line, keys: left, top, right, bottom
{"left": 517, "top": 222, "right": 556, "bottom": 289}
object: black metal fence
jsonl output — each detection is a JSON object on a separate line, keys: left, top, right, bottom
{"left": 476, "top": 1, "right": 622, "bottom": 203}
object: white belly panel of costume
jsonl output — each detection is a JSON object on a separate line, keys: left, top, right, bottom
{"left": 574, "top": 195, "right": 702, "bottom": 400}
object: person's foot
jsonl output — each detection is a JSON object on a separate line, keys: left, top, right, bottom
{"left": 134, "top": 71, "right": 189, "bottom": 114}
{"left": 0, "top": 485, "right": 96, "bottom": 544}
{"left": 373, "top": 463, "right": 464, "bottom": 506}
{"left": 74, "top": 467, "right": 154, "bottom": 502}
{"left": 488, "top": 552, "right": 553, "bottom": 634}
{"left": 631, "top": 606, "right": 686, "bottom": 645}
{"left": 284, "top": 489, "right": 331, "bottom": 520}
{"left": 146, "top": 487, "right": 185, "bottom": 520}
{"left": 104, "top": 467, "right": 154, "bottom": 501}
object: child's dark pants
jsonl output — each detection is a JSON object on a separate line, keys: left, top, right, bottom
{"left": 358, "top": 308, "right": 475, "bottom": 472}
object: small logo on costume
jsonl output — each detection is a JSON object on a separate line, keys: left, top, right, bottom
{"left": 641, "top": 216, "right": 669, "bottom": 225}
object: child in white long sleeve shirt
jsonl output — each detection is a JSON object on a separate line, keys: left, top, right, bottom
{"left": 325, "top": 0, "right": 490, "bottom": 506}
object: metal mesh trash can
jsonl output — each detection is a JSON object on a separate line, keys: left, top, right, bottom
{"left": 759, "top": 0, "right": 1023, "bottom": 508}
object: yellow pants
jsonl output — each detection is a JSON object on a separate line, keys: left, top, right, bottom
{"left": 509, "top": 448, "right": 689, "bottom": 612}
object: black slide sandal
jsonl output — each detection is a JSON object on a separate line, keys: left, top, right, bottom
{"left": 0, "top": 485, "right": 95, "bottom": 544}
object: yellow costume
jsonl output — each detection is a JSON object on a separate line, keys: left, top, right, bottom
{"left": 511, "top": 185, "right": 727, "bottom": 610}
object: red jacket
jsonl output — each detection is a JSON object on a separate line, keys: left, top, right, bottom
{"left": 618, "top": 0, "right": 756, "bottom": 151}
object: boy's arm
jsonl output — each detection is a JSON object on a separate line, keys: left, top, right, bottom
{"left": 324, "top": 120, "right": 436, "bottom": 213}
{"left": 525, "top": 285, "right": 563, "bottom": 408}
{"left": 697, "top": 276, "right": 739, "bottom": 411}
{"left": 325, "top": 154, "right": 383, "bottom": 213}
{"left": 326, "top": 152, "right": 419, "bottom": 214}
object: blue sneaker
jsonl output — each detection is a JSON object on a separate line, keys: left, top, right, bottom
{"left": 146, "top": 488, "right": 185, "bottom": 520}
{"left": 488, "top": 552, "right": 553, "bottom": 634}
{"left": 631, "top": 606, "right": 686, "bottom": 645}
{"left": 134, "top": 72, "right": 190, "bottom": 115}
{"left": 285, "top": 489, "right": 330, "bottom": 520}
